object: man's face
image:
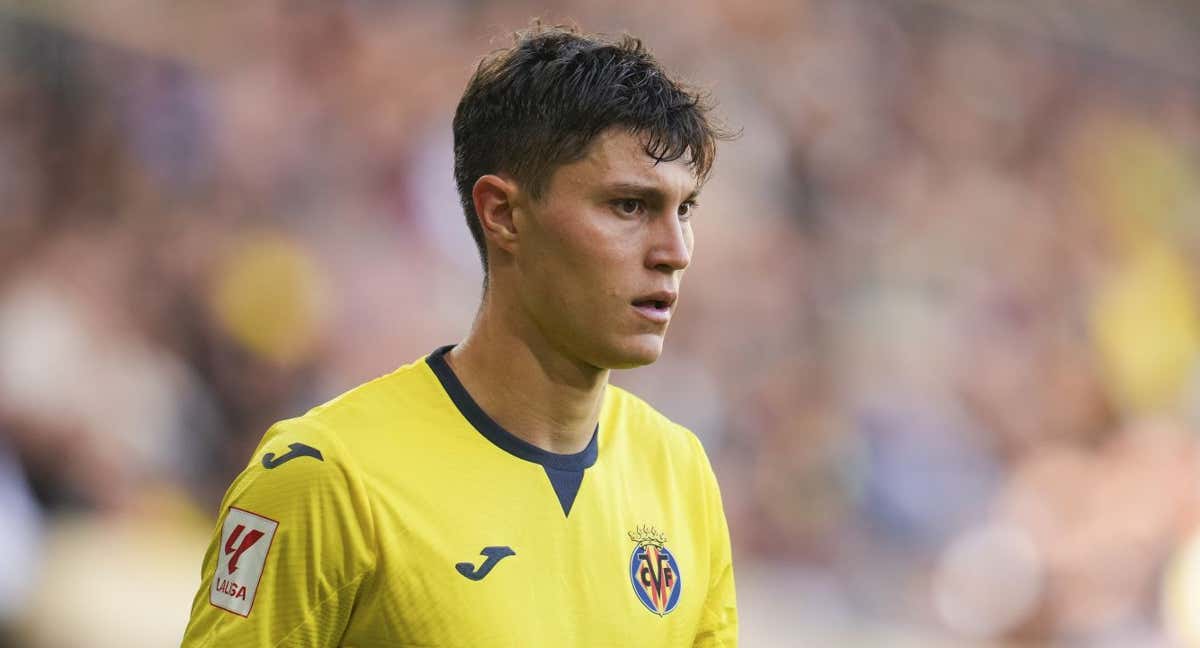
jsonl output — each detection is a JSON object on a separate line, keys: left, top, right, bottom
{"left": 513, "top": 128, "right": 698, "bottom": 370}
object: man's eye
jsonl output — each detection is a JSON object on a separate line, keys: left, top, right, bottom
{"left": 615, "top": 199, "right": 643, "bottom": 216}
{"left": 678, "top": 201, "right": 698, "bottom": 221}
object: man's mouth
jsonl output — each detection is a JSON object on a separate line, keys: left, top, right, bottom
{"left": 631, "top": 292, "right": 676, "bottom": 324}
{"left": 633, "top": 299, "right": 669, "bottom": 310}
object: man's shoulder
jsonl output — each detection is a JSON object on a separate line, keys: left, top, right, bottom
{"left": 603, "top": 384, "right": 706, "bottom": 455}
{"left": 257, "top": 351, "right": 450, "bottom": 467}
{"left": 216, "top": 354, "right": 447, "bottom": 541}
{"left": 305, "top": 353, "right": 442, "bottom": 425}
{"left": 605, "top": 383, "right": 677, "bottom": 426}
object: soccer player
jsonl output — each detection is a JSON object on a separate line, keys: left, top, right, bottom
{"left": 181, "top": 24, "right": 736, "bottom": 647}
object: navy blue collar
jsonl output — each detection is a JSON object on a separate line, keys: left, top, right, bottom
{"left": 425, "top": 345, "right": 599, "bottom": 472}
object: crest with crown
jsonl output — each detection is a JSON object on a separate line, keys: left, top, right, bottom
{"left": 628, "top": 525, "right": 668, "bottom": 549}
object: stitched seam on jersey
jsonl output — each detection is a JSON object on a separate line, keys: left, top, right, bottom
{"left": 269, "top": 569, "right": 371, "bottom": 648}
{"left": 355, "top": 459, "right": 386, "bottom": 603}
{"left": 309, "top": 418, "right": 383, "bottom": 628}
{"left": 305, "top": 418, "right": 382, "bottom": 575}
{"left": 307, "top": 410, "right": 383, "bottom": 640}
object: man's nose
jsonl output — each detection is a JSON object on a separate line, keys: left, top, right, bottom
{"left": 646, "top": 214, "right": 691, "bottom": 273}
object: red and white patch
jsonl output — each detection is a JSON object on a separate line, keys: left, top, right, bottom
{"left": 210, "top": 506, "right": 278, "bottom": 617}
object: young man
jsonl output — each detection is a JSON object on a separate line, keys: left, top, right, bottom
{"left": 182, "top": 25, "right": 736, "bottom": 647}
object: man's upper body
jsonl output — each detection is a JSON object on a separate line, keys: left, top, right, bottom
{"left": 182, "top": 23, "right": 737, "bottom": 647}
{"left": 180, "top": 346, "right": 736, "bottom": 646}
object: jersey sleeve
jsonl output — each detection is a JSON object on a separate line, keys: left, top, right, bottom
{"left": 181, "top": 417, "right": 377, "bottom": 648}
{"left": 689, "top": 432, "right": 738, "bottom": 648}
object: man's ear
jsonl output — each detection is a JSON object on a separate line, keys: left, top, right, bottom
{"left": 472, "top": 174, "right": 521, "bottom": 255}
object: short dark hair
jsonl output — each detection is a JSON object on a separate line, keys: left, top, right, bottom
{"left": 452, "top": 24, "right": 731, "bottom": 273}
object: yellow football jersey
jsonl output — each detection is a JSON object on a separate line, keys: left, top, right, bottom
{"left": 181, "top": 346, "right": 737, "bottom": 647}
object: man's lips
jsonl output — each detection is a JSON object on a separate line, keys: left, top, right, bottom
{"left": 631, "top": 291, "right": 677, "bottom": 324}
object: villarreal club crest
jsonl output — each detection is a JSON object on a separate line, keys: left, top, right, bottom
{"left": 628, "top": 525, "right": 682, "bottom": 616}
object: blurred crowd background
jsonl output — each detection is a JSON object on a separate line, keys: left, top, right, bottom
{"left": 2, "top": 1, "right": 1200, "bottom": 646}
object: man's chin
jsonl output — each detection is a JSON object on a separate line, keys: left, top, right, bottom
{"left": 594, "top": 335, "right": 665, "bottom": 370}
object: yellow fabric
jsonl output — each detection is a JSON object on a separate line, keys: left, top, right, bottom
{"left": 181, "top": 351, "right": 737, "bottom": 647}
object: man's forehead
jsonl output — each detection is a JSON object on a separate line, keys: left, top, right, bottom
{"left": 573, "top": 129, "right": 700, "bottom": 193}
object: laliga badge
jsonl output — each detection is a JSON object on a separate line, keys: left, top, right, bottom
{"left": 211, "top": 507, "right": 278, "bottom": 617}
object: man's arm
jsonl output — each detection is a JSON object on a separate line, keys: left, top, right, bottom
{"left": 181, "top": 419, "right": 376, "bottom": 648}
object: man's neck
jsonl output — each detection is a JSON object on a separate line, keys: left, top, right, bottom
{"left": 444, "top": 298, "right": 608, "bottom": 455}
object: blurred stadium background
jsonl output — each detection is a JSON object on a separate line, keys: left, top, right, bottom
{"left": 2, "top": 1, "right": 1200, "bottom": 646}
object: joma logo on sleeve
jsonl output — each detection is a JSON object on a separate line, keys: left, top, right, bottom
{"left": 262, "top": 442, "right": 324, "bottom": 469}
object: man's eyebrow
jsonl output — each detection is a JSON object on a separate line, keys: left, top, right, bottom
{"left": 603, "top": 181, "right": 702, "bottom": 202}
